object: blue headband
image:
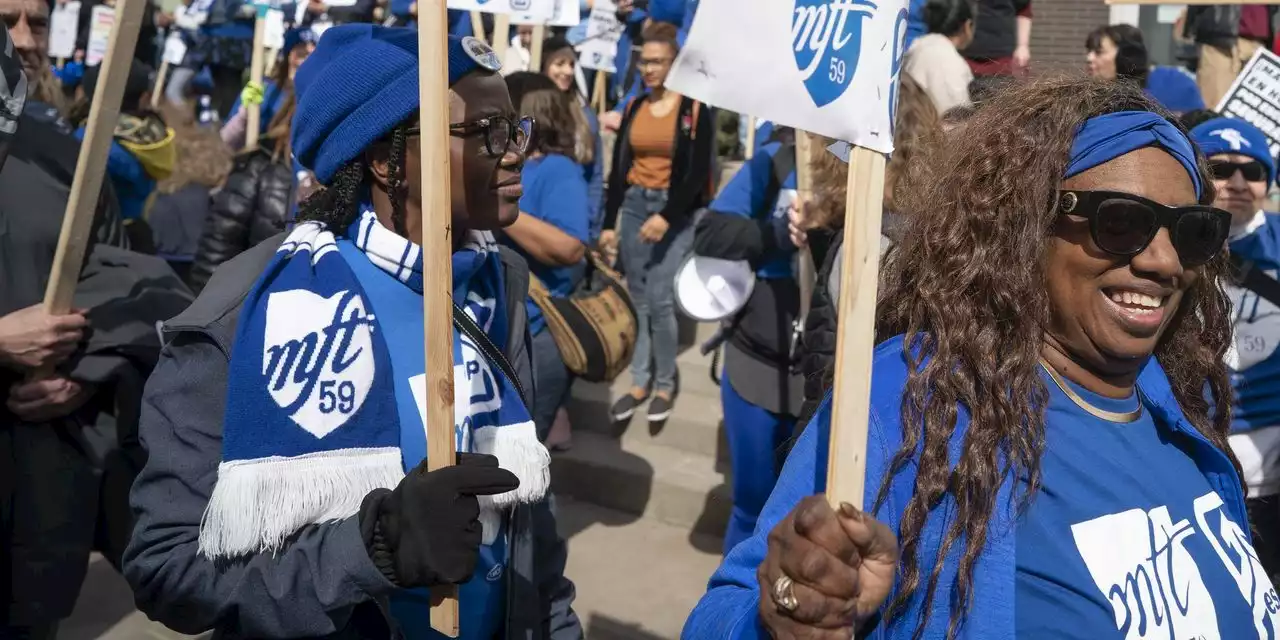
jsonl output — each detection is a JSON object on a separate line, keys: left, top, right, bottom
{"left": 1065, "top": 111, "right": 1204, "bottom": 199}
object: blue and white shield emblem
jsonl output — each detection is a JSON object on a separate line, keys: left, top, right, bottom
{"left": 791, "top": 0, "right": 877, "bottom": 108}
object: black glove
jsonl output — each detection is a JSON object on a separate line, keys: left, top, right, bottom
{"left": 359, "top": 452, "right": 520, "bottom": 589}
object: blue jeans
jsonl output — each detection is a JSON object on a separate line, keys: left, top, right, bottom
{"left": 531, "top": 328, "right": 571, "bottom": 442}
{"left": 722, "top": 369, "right": 796, "bottom": 556}
{"left": 618, "top": 186, "right": 693, "bottom": 394}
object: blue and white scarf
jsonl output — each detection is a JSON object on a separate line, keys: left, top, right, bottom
{"left": 199, "top": 210, "right": 549, "bottom": 559}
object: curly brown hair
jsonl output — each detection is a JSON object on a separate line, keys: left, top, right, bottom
{"left": 870, "top": 75, "right": 1239, "bottom": 638}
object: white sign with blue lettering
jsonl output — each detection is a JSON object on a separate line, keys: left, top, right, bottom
{"left": 446, "top": 0, "right": 554, "bottom": 19}
{"left": 665, "top": 0, "right": 910, "bottom": 154}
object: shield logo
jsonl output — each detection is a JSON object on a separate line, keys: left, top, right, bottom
{"left": 262, "top": 289, "right": 377, "bottom": 439}
{"left": 791, "top": 0, "right": 876, "bottom": 108}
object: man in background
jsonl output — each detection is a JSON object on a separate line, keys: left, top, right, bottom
{"left": 1186, "top": 5, "right": 1277, "bottom": 108}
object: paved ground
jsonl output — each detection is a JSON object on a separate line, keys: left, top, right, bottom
{"left": 58, "top": 498, "right": 723, "bottom": 640}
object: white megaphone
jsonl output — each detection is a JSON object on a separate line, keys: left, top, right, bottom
{"left": 674, "top": 255, "right": 756, "bottom": 322}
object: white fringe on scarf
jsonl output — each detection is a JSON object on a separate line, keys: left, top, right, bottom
{"left": 198, "top": 448, "right": 405, "bottom": 559}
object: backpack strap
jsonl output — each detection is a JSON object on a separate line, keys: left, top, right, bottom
{"left": 1231, "top": 253, "right": 1280, "bottom": 309}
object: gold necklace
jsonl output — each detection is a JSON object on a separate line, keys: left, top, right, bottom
{"left": 1039, "top": 360, "right": 1143, "bottom": 424}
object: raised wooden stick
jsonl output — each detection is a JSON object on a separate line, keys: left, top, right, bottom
{"left": 529, "top": 24, "right": 545, "bottom": 71}
{"left": 492, "top": 13, "right": 510, "bottom": 60}
{"left": 470, "top": 10, "right": 486, "bottom": 43}
{"left": 150, "top": 59, "right": 168, "bottom": 109}
{"left": 43, "top": 0, "right": 145, "bottom": 316}
{"left": 245, "top": 6, "right": 268, "bottom": 152}
{"left": 592, "top": 70, "right": 607, "bottom": 115}
{"left": 793, "top": 130, "right": 816, "bottom": 345}
{"left": 744, "top": 115, "right": 757, "bottom": 160}
{"left": 825, "top": 146, "right": 887, "bottom": 510}
{"left": 420, "top": 0, "right": 459, "bottom": 635}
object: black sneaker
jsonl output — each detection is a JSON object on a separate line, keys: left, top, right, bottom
{"left": 611, "top": 394, "right": 646, "bottom": 422}
{"left": 647, "top": 394, "right": 675, "bottom": 423}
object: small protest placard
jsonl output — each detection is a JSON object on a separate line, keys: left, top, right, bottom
{"left": 48, "top": 1, "right": 80, "bottom": 60}
{"left": 161, "top": 30, "right": 187, "bottom": 65}
{"left": 665, "top": 0, "right": 910, "bottom": 154}
{"left": 575, "top": 0, "right": 620, "bottom": 72}
{"left": 511, "top": 0, "right": 578, "bottom": 26}
{"left": 1216, "top": 47, "right": 1280, "bottom": 160}
{"left": 85, "top": 4, "right": 115, "bottom": 66}
{"left": 447, "top": 0, "right": 554, "bottom": 20}
{"left": 264, "top": 8, "right": 286, "bottom": 50}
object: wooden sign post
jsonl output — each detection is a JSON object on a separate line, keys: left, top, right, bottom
{"left": 419, "top": 0, "right": 460, "bottom": 635}
{"left": 245, "top": 4, "right": 269, "bottom": 152}
{"left": 470, "top": 10, "right": 486, "bottom": 43}
{"left": 43, "top": 0, "right": 145, "bottom": 316}
{"left": 825, "top": 146, "right": 886, "bottom": 510}
{"left": 150, "top": 60, "right": 168, "bottom": 109}
{"left": 492, "top": 13, "right": 510, "bottom": 60}
{"left": 591, "top": 70, "right": 607, "bottom": 115}
{"left": 744, "top": 115, "right": 757, "bottom": 160}
{"left": 529, "top": 24, "right": 545, "bottom": 71}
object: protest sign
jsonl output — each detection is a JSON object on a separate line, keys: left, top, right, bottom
{"left": 86, "top": 5, "right": 116, "bottom": 66}
{"left": 446, "top": 0, "right": 553, "bottom": 20}
{"left": 511, "top": 0, "right": 579, "bottom": 26}
{"left": 1216, "top": 47, "right": 1280, "bottom": 160}
{"left": 161, "top": 30, "right": 187, "bottom": 65}
{"left": 264, "top": 8, "right": 286, "bottom": 50}
{"left": 666, "top": 0, "right": 910, "bottom": 154}
{"left": 48, "top": 1, "right": 80, "bottom": 60}
{"left": 666, "top": 0, "right": 910, "bottom": 509}
{"left": 575, "top": 0, "right": 620, "bottom": 72}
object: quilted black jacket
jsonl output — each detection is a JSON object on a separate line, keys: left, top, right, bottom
{"left": 189, "top": 148, "right": 292, "bottom": 292}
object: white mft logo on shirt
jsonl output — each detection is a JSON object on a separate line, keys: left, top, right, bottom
{"left": 1071, "top": 491, "right": 1279, "bottom": 639}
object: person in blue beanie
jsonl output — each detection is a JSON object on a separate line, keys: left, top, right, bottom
{"left": 123, "top": 26, "right": 581, "bottom": 639}
{"left": 689, "top": 125, "right": 804, "bottom": 556}
{"left": 1085, "top": 24, "right": 1205, "bottom": 116}
{"left": 684, "top": 76, "right": 1275, "bottom": 638}
{"left": 1190, "top": 115, "right": 1280, "bottom": 584}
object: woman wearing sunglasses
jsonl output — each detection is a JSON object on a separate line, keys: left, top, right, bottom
{"left": 1190, "top": 116, "right": 1280, "bottom": 583}
{"left": 685, "top": 77, "right": 1274, "bottom": 638}
{"left": 122, "top": 26, "right": 580, "bottom": 639}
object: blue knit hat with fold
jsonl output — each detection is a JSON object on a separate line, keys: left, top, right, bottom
{"left": 291, "top": 25, "right": 502, "bottom": 184}
{"left": 1190, "top": 116, "right": 1277, "bottom": 188}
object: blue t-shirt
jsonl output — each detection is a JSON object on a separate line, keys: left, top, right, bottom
{"left": 706, "top": 139, "right": 796, "bottom": 279}
{"left": 1016, "top": 368, "right": 1279, "bottom": 638}
{"left": 508, "top": 154, "right": 590, "bottom": 335}
{"left": 339, "top": 240, "right": 507, "bottom": 640}
{"left": 1227, "top": 211, "right": 1280, "bottom": 434}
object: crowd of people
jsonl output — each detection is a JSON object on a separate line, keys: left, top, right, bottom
{"left": 5, "top": 0, "right": 1280, "bottom": 637}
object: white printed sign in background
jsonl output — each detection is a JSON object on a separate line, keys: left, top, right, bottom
{"left": 85, "top": 5, "right": 115, "bottom": 66}
{"left": 511, "top": 0, "right": 579, "bottom": 26}
{"left": 48, "top": 1, "right": 80, "bottom": 59}
{"left": 447, "top": 0, "right": 554, "bottom": 20}
{"left": 666, "top": 0, "right": 911, "bottom": 154}
{"left": 1216, "top": 48, "right": 1280, "bottom": 161}
{"left": 575, "top": 0, "right": 620, "bottom": 72}
{"left": 264, "top": 8, "right": 286, "bottom": 50}
{"left": 161, "top": 30, "right": 187, "bottom": 65}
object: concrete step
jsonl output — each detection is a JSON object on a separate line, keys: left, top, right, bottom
{"left": 549, "top": 430, "right": 731, "bottom": 538}
{"left": 565, "top": 319, "right": 729, "bottom": 461}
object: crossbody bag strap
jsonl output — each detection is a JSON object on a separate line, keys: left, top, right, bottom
{"left": 451, "top": 302, "right": 529, "bottom": 408}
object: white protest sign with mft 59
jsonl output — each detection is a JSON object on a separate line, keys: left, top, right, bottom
{"left": 446, "top": 0, "right": 554, "bottom": 20}
{"left": 666, "top": 0, "right": 910, "bottom": 154}
{"left": 1216, "top": 47, "right": 1280, "bottom": 161}
{"left": 511, "top": 0, "right": 579, "bottom": 26}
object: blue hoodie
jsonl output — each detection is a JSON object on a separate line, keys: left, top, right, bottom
{"left": 73, "top": 129, "right": 156, "bottom": 221}
{"left": 683, "top": 335, "right": 1254, "bottom": 639}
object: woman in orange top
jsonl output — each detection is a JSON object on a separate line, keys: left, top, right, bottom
{"left": 601, "top": 21, "right": 714, "bottom": 426}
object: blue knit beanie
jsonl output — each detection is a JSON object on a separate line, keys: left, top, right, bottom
{"left": 292, "top": 25, "right": 502, "bottom": 184}
{"left": 1190, "top": 116, "right": 1277, "bottom": 188}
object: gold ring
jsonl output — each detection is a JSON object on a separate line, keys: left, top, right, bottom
{"left": 772, "top": 574, "right": 799, "bottom": 612}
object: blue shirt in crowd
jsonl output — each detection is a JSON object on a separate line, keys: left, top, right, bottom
{"left": 339, "top": 239, "right": 507, "bottom": 640}
{"left": 226, "top": 79, "right": 287, "bottom": 135}
{"left": 707, "top": 138, "right": 796, "bottom": 279}
{"left": 1016, "top": 368, "right": 1274, "bottom": 638}
{"left": 580, "top": 103, "right": 605, "bottom": 241}
{"left": 73, "top": 128, "right": 155, "bottom": 221}
{"left": 1227, "top": 211, "right": 1280, "bottom": 433}
{"left": 509, "top": 153, "right": 590, "bottom": 336}
{"left": 1145, "top": 65, "right": 1205, "bottom": 114}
